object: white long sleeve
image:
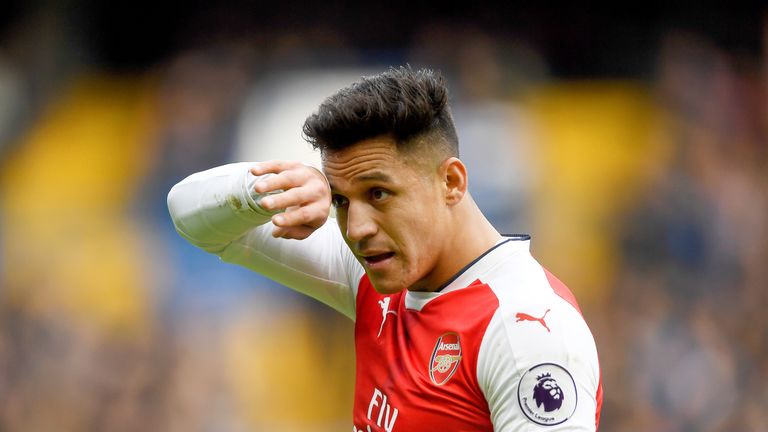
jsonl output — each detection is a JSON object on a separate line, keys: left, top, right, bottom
{"left": 167, "top": 162, "right": 363, "bottom": 320}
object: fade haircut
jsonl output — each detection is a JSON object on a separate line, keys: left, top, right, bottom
{"left": 302, "top": 66, "right": 459, "bottom": 158}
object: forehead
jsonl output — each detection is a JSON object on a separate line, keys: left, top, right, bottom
{"left": 322, "top": 136, "right": 417, "bottom": 187}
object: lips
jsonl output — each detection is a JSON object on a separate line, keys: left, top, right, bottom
{"left": 361, "top": 252, "right": 395, "bottom": 267}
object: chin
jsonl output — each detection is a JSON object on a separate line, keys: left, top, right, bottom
{"left": 370, "top": 282, "right": 406, "bottom": 295}
{"left": 368, "top": 276, "right": 407, "bottom": 295}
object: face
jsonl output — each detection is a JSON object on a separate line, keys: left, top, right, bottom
{"left": 323, "top": 136, "right": 451, "bottom": 294}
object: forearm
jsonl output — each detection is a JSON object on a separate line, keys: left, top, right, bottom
{"left": 167, "top": 162, "right": 274, "bottom": 253}
{"left": 167, "top": 162, "right": 361, "bottom": 319}
{"left": 220, "top": 219, "right": 361, "bottom": 319}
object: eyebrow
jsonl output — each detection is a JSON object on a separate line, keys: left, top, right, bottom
{"left": 354, "top": 171, "right": 393, "bottom": 184}
{"left": 327, "top": 171, "right": 394, "bottom": 192}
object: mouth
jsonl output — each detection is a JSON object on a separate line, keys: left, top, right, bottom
{"left": 362, "top": 252, "right": 395, "bottom": 268}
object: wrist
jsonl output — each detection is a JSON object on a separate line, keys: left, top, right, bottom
{"left": 243, "top": 170, "right": 284, "bottom": 217}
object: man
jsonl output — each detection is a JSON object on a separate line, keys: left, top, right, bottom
{"left": 168, "top": 66, "right": 603, "bottom": 431}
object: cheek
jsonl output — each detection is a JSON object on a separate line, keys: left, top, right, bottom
{"left": 387, "top": 189, "right": 444, "bottom": 257}
{"left": 403, "top": 200, "right": 446, "bottom": 247}
{"left": 401, "top": 225, "right": 441, "bottom": 272}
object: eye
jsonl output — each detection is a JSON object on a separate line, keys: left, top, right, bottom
{"left": 331, "top": 194, "right": 349, "bottom": 208}
{"left": 370, "top": 188, "right": 391, "bottom": 202}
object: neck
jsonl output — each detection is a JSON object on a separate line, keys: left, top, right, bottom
{"left": 448, "top": 196, "right": 503, "bottom": 268}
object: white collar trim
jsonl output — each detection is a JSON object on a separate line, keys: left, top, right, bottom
{"left": 404, "top": 236, "right": 530, "bottom": 311}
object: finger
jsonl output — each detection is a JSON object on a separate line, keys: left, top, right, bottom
{"left": 251, "top": 172, "right": 293, "bottom": 195}
{"left": 297, "top": 201, "right": 331, "bottom": 229}
{"left": 272, "top": 225, "right": 316, "bottom": 240}
{"left": 271, "top": 225, "right": 288, "bottom": 238}
{"left": 251, "top": 168, "right": 314, "bottom": 195}
{"left": 258, "top": 187, "right": 305, "bottom": 212}
{"left": 272, "top": 204, "right": 326, "bottom": 228}
{"left": 271, "top": 206, "right": 307, "bottom": 227}
{"left": 249, "top": 160, "right": 301, "bottom": 177}
{"left": 259, "top": 178, "right": 330, "bottom": 210}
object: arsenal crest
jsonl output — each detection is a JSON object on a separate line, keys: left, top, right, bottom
{"left": 429, "top": 332, "right": 462, "bottom": 385}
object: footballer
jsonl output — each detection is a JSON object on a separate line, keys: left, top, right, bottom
{"left": 168, "top": 66, "right": 602, "bottom": 431}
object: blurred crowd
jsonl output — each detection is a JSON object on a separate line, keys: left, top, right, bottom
{"left": 0, "top": 5, "right": 766, "bottom": 432}
{"left": 604, "top": 32, "right": 768, "bottom": 430}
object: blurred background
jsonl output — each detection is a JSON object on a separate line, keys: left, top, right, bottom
{"left": 0, "top": 1, "right": 766, "bottom": 431}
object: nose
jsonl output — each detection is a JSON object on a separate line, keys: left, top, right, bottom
{"left": 345, "top": 201, "right": 377, "bottom": 242}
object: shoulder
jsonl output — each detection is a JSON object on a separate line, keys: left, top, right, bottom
{"left": 480, "top": 283, "right": 599, "bottom": 381}
{"left": 481, "top": 248, "right": 594, "bottom": 344}
{"left": 476, "top": 254, "right": 601, "bottom": 429}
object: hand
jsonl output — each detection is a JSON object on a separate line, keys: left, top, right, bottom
{"left": 249, "top": 160, "right": 331, "bottom": 240}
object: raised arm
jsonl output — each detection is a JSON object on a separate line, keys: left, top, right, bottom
{"left": 167, "top": 161, "right": 363, "bottom": 320}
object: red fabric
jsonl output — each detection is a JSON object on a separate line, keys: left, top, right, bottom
{"left": 353, "top": 276, "right": 498, "bottom": 432}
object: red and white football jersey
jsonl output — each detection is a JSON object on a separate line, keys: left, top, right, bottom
{"left": 168, "top": 163, "right": 603, "bottom": 431}
{"left": 352, "top": 237, "right": 602, "bottom": 431}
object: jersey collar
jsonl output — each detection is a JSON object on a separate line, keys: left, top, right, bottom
{"left": 404, "top": 234, "right": 531, "bottom": 311}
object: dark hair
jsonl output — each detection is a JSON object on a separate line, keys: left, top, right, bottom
{"left": 302, "top": 66, "right": 459, "bottom": 157}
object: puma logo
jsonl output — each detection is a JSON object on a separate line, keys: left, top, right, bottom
{"left": 377, "top": 297, "right": 398, "bottom": 338}
{"left": 515, "top": 309, "right": 551, "bottom": 332}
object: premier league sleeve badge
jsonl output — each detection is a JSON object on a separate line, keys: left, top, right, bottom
{"left": 517, "top": 363, "right": 578, "bottom": 426}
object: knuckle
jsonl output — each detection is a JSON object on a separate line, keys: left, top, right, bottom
{"left": 307, "top": 219, "right": 324, "bottom": 229}
{"left": 310, "top": 180, "right": 330, "bottom": 199}
{"left": 305, "top": 185, "right": 322, "bottom": 201}
{"left": 284, "top": 189, "right": 301, "bottom": 205}
{"left": 295, "top": 206, "right": 310, "bottom": 221}
{"left": 281, "top": 170, "right": 299, "bottom": 186}
{"left": 267, "top": 195, "right": 285, "bottom": 210}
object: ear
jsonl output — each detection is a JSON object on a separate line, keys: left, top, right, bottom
{"left": 440, "top": 157, "right": 468, "bottom": 206}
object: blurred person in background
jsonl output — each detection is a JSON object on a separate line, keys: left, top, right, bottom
{"left": 611, "top": 29, "right": 768, "bottom": 431}
{"left": 168, "top": 66, "right": 603, "bottom": 431}
{"left": 408, "top": 25, "right": 547, "bottom": 235}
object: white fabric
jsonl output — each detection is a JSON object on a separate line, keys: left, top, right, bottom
{"left": 472, "top": 241, "right": 600, "bottom": 430}
{"left": 167, "top": 162, "right": 362, "bottom": 320}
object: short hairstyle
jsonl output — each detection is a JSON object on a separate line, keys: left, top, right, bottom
{"left": 302, "top": 66, "right": 459, "bottom": 157}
